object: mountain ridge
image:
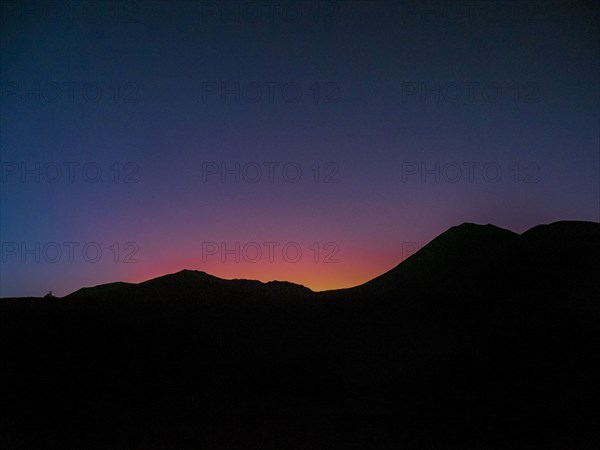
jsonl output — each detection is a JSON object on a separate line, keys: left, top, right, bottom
{"left": 1, "top": 220, "right": 599, "bottom": 448}
{"left": 3, "top": 220, "right": 597, "bottom": 301}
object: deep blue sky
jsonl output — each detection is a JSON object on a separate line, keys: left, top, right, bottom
{"left": 1, "top": 0, "right": 599, "bottom": 296}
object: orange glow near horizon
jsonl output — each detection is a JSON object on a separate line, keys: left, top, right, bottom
{"left": 122, "top": 247, "right": 405, "bottom": 292}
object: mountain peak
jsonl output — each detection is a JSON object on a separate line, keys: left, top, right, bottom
{"left": 354, "top": 222, "right": 518, "bottom": 292}
{"left": 429, "top": 222, "right": 518, "bottom": 250}
{"left": 139, "top": 269, "right": 222, "bottom": 287}
{"left": 447, "top": 222, "right": 517, "bottom": 235}
{"left": 174, "top": 269, "right": 210, "bottom": 277}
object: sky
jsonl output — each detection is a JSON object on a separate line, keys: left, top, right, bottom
{"left": 1, "top": 0, "right": 599, "bottom": 297}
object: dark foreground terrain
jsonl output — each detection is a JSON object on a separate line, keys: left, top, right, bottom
{"left": 1, "top": 221, "right": 599, "bottom": 449}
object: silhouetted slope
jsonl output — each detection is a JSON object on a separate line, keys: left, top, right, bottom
{"left": 324, "top": 220, "right": 599, "bottom": 361}
{"left": 348, "top": 222, "right": 519, "bottom": 297}
{"left": 67, "top": 281, "right": 135, "bottom": 299}
{"left": 1, "top": 221, "right": 599, "bottom": 449}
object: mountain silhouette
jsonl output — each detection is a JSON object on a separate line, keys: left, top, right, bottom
{"left": 64, "top": 269, "right": 313, "bottom": 306}
{"left": 1, "top": 221, "right": 599, "bottom": 449}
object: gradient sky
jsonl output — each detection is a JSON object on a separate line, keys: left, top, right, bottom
{"left": 1, "top": 0, "right": 599, "bottom": 297}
